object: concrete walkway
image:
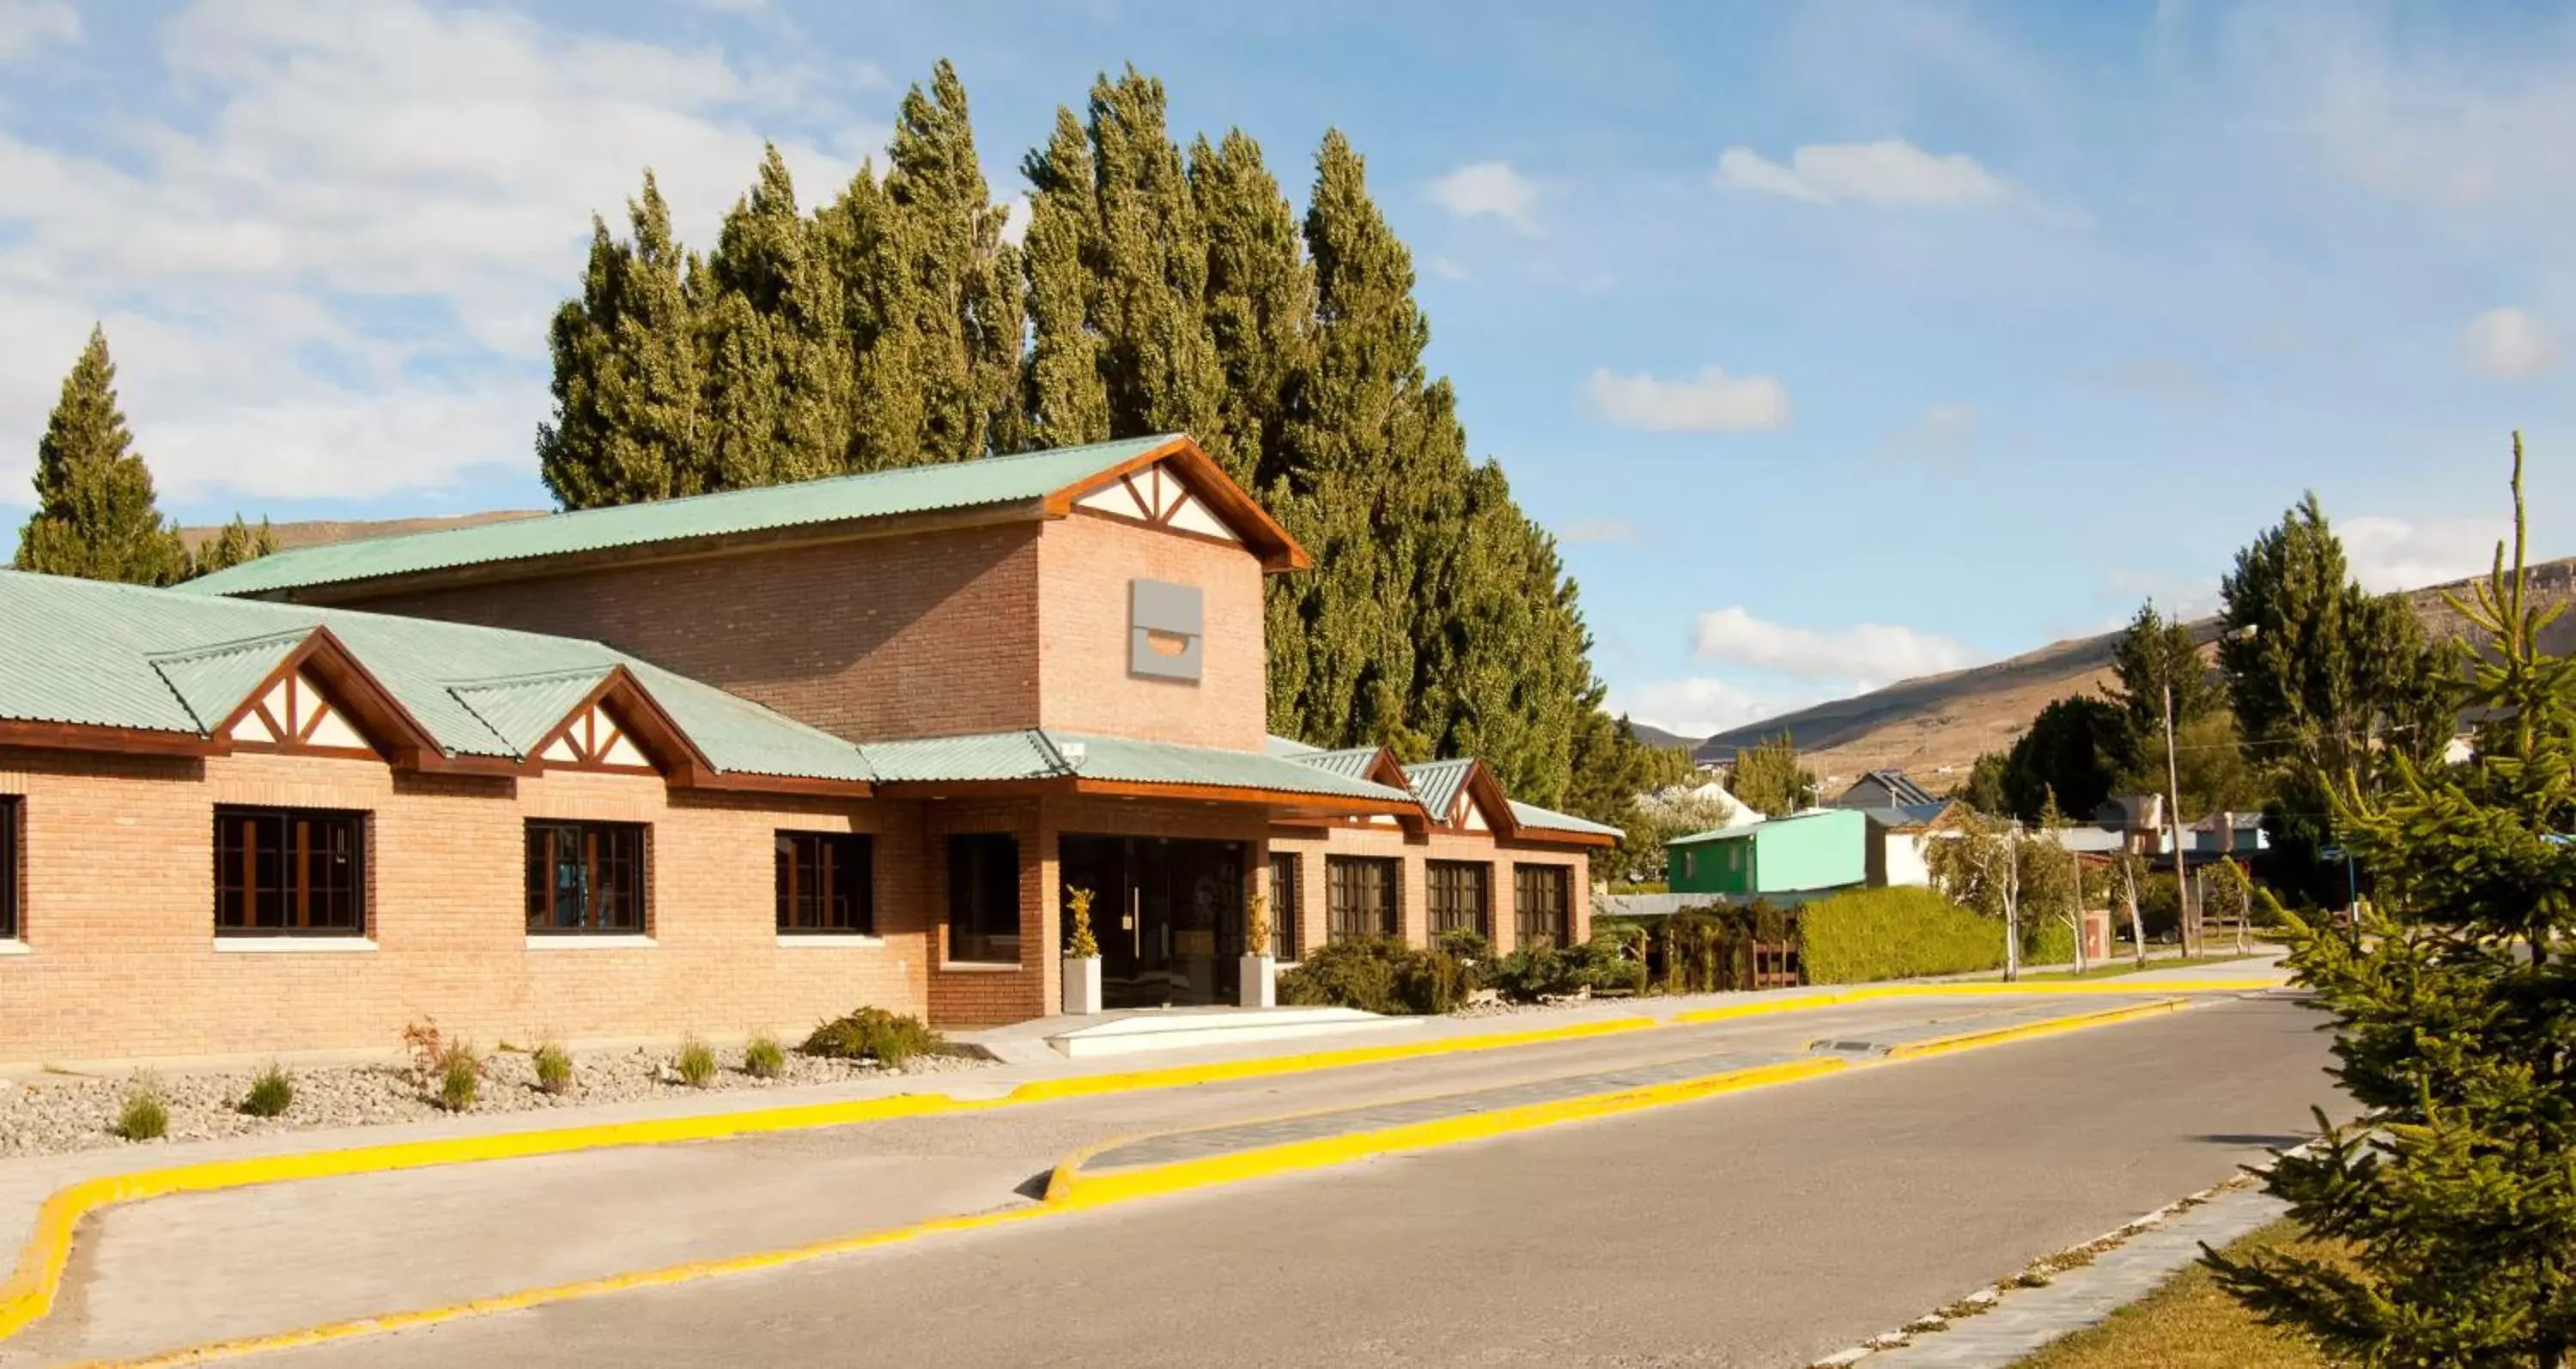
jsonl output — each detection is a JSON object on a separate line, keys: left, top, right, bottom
{"left": 0, "top": 992, "right": 2208, "bottom": 1365}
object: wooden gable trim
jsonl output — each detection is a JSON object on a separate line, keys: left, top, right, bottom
{"left": 524, "top": 666, "right": 715, "bottom": 779}
{"left": 1042, "top": 435, "right": 1314, "bottom": 573}
{"left": 208, "top": 628, "right": 443, "bottom": 766}
{"left": 1452, "top": 762, "right": 1523, "bottom": 838}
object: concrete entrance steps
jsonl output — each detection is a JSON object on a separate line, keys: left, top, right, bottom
{"left": 952, "top": 1006, "right": 1421, "bottom": 1063}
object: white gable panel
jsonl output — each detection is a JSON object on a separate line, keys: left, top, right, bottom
{"left": 1077, "top": 482, "right": 1147, "bottom": 518}
{"left": 1460, "top": 800, "right": 1488, "bottom": 831}
{"left": 601, "top": 729, "right": 649, "bottom": 768}
{"left": 1165, "top": 490, "right": 1239, "bottom": 542}
{"left": 542, "top": 735, "right": 581, "bottom": 764}
{"left": 303, "top": 707, "right": 366, "bottom": 751}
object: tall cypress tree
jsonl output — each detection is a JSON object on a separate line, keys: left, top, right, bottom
{"left": 1020, "top": 108, "right": 1110, "bottom": 448}
{"left": 1188, "top": 128, "right": 1310, "bottom": 493}
{"left": 882, "top": 59, "right": 1024, "bottom": 465}
{"left": 538, "top": 172, "right": 709, "bottom": 508}
{"left": 702, "top": 144, "right": 852, "bottom": 490}
{"left": 14, "top": 326, "right": 187, "bottom": 586}
{"left": 1082, "top": 68, "right": 1230, "bottom": 472}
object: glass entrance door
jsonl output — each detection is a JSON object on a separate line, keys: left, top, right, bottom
{"left": 1060, "top": 835, "right": 1245, "bottom": 1008}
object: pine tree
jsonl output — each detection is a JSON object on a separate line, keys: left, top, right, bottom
{"left": 1188, "top": 128, "right": 1309, "bottom": 492}
{"left": 2000, "top": 695, "right": 2133, "bottom": 822}
{"left": 186, "top": 515, "right": 276, "bottom": 579}
{"left": 538, "top": 173, "right": 709, "bottom": 508}
{"left": 702, "top": 144, "right": 852, "bottom": 490}
{"left": 1728, "top": 733, "right": 1816, "bottom": 818}
{"left": 14, "top": 326, "right": 187, "bottom": 585}
{"left": 1020, "top": 106, "right": 1109, "bottom": 448}
{"left": 1083, "top": 68, "right": 1231, "bottom": 471}
{"left": 2210, "top": 435, "right": 2573, "bottom": 1368}
{"left": 2108, "top": 600, "right": 2221, "bottom": 744}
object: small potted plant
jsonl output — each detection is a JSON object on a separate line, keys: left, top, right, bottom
{"left": 1239, "top": 892, "right": 1277, "bottom": 1009}
{"left": 1063, "top": 885, "right": 1103, "bottom": 1016}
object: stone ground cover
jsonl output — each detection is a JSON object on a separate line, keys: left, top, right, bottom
{"left": 0, "top": 1043, "right": 996, "bottom": 1159}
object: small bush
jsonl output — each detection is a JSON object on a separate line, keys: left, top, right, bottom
{"left": 117, "top": 1079, "right": 168, "bottom": 1141}
{"left": 437, "top": 1042, "right": 482, "bottom": 1112}
{"left": 532, "top": 1041, "right": 574, "bottom": 1095}
{"left": 1570, "top": 932, "right": 1647, "bottom": 995}
{"left": 1433, "top": 927, "right": 1492, "bottom": 966}
{"left": 742, "top": 1033, "right": 786, "bottom": 1080}
{"left": 1486, "top": 944, "right": 1583, "bottom": 1003}
{"left": 674, "top": 1035, "right": 718, "bottom": 1088}
{"left": 1277, "top": 938, "right": 1469, "bottom": 1014}
{"left": 802, "top": 1007, "right": 944, "bottom": 1067}
{"left": 240, "top": 1063, "right": 295, "bottom": 1118}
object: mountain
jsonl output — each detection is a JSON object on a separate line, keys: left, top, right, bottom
{"left": 1625, "top": 721, "right": 1703, "bottom": 751}
{"left": 1693, "top": 556, "right": 2576, "bottom": 794}
{"left": 179, "top": 511, "right": 545, "bottom": 555}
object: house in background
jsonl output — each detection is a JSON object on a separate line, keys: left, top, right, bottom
{"left": 1665, "top": 808, "right": 1869, "bottom": 898}
{"left": 1831, "top": 770, "right": 1937, "bottom": 811}
{"left": 1850, "top": 800, "right": 1964, "bottom": 887}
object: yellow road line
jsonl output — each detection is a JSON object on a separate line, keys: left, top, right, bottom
{"left": 1874, "top": 996, "right": 2191, "bottom": 1060}
{"left": 1669, "top": 978, "right": 2276, "bottom": 1025}
{"left": 66, "top": 994, "right": 2222, "bottom": 1367}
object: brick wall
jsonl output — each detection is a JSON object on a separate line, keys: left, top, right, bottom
{"left": 1034, "top": 514, "right": 1267, "bottom": 751}
{"left": 1266, "top": 822, "right": 1591, "bottom": 957}
{"left": 342, "top": 525, "right": 1047, "bottom": 744}
{"left": 0, "top": 746, "right": 944, "bottom": 1065}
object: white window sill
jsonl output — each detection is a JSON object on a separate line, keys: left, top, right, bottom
{"left": 215, "top": 937, "right": 377, "bottom": 954}
{"left": 938, "top": 961, "right": 1024, "bottom": 974}
{"left": 0, "top": 940, "right": 28, "bottom": 957}
{"left": 526, "top": 934, "right": 657, "bottom": 950}
{"left": 779, "top": 934, "right": 884, "bottom": 949}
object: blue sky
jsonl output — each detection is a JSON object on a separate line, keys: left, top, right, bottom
{"left": 1, "top": 1, "right": 2567, "bottom": 745}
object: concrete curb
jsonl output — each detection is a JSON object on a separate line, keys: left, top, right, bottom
{"left": 1672, "top": 980, "right": 2274, "bottom": 1027}
{"left": 1805, "top": 998, "right": 2191, "bottom": 1061}
{"left": 29, "top": 987, "right": 2263, "bottom": 1363}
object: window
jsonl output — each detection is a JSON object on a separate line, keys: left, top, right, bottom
{"left": 1681, "top": 849, "right": 1698, "bottom": 881}
{"left": 1267, "top": 853, "right": 1301, "bottom": 960}
{"left": 1515, "top": 863, "right": 1571, "bottom": 949}
{"left": 526, "top": 821, "right": 647, "bottom": 934}
{"left": 0, "top": 795, "right": 19, "bottom": 940}
{"left": 215, "top": 806, "right": 367, "bottom": 936}
{"left": 1426, "top": 861, "right": 1491, "bottom": 942}
{"left": 777, "top": 831, "right": 873, "bottom": 935}
{"left": 1326, "top": 855, "right": 1399, "bottom": 943}
{"left": 947, "top": 833, "right": 1021, "bottom": 964}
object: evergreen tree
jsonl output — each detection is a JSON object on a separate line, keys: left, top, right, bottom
{"left": 538, "top": 173, "right": 709, "bottom": 508}
{"left": 186, "top": 515, "right": 276, "bottom": 579}
{"left": 1019, "top": 106, "right": 1110, "bottom": 447}
{"left": 1083, "top": 68, "right": 1231, "bottom": 472}
{"left": 1954, "top": 750, "right": 2010, "bottom": 813}
{"left": 1188, "top": 128, "right": 1309, "bottom": 492}
{"left": 2107, "top": 600, "right": 2221, "bottom": 745}
{"left": 2000, "top": 695, "right": 2133, "bottom": 822}
{"left": 2212, "top": 435, "right": 2576, "bottom": 1368}
{"left": 14, "top": 326, "right": 187, "bottom": 585}
{"left": 702, "top": 144, "right": 852, "bottom": 490}
{"left": 1728, "top": 733, "right": 1816, "bottom": 818}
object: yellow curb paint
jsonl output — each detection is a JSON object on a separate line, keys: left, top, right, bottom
{"left": 0, "top": 1013, "right": 1662, "bottom": 1344}
{"left": 62, "top": 992, "right": 2227, "bottom": 1367}
{"left": 1668, "top": 978, "right": 2276, "bottom": 1025}
{"left": 1873, "top": 997, "right": 2191, "bottom": 1060}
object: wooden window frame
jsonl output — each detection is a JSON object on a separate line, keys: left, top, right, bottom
{"left": 945, "top": 832, "right": 1021, "bottom": 965}
{"left": 214, "top": 806, "right": 368, "bottom": 938}
{"left": 1324, "top": 855, "right": 1399, "bottom": 944}
{"left": 1426, "top": 860, "right": 1492, "bottom": 942}
{"left": 1267, "top": 852, "right": 1301, "bottom": 961}
{"left": 526, "top": 820, "right": 649, "bottom": 935}
{"left": 0, "top": 795, "right": 19, "bottom": 940}
{"left": 1514, "top": 862, "right": 1571, "bottom": 950}
{"left": 776, "top": 831, "right": 874, "bottom": 935}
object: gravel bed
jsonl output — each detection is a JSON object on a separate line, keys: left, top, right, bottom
{"left": 0, "top": 1043, "right": 996, "bottom": 1160}
{"left": 1448, "top": 993, "right": 1598, "bottom": 1019}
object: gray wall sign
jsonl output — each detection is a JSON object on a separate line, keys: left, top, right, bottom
{"left": 1129, "top": 579, "right": 1204, "bottom": 681}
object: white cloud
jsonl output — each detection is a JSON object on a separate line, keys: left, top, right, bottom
{"left": 1558, "top": 516, "right": 1638, "bottom": 545}
{"left": 1426, "top": 254, "right": 1469, "bottom": 282}
{"left": 1691, "top": 606, "right": 1983, "bottom": 684}
{"left": 1584, "top": 366, "right": 1792, "bottom": 433}
{"left": 2341, "top": 514, "right": 2510, "bottom": 593}
{"left": 0, "top": 0, "right": 76, "bottom": 61}
{"left": 0, "top": 0, "right": 889, "bottom": 507}
{"left": 1714, "top": 139, "right": 2013, "bottom": 207}
{"left": 1612, "top": 676, "right": 1808, "bottom": 739}
{"left": 1882, "top": 400, "right": 1978, "bottom": 462}
{"left": 2102, "top": 569, "right": 2223, "bottom": 623}
{"left": 1426, "top": 161, "right": 1540, "bottom": 234}
{"left": 999, "top": 196, "right": 1032, "bottom": 246}
{"left": 2463, "top": 307, "right": 2560, "bottom": 378}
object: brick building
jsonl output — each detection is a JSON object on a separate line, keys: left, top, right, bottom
{"left": 0, "top": 435, "right": 1613, "bottom": 1064}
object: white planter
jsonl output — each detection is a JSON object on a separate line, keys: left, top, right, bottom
{"left": 1062, "top": 955, "right": 1103, "bottom": 1016}
{"left": 1238, "top": 953, "right": 1276, "bottom": 1009}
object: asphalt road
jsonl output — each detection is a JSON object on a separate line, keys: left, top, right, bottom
{"left": 264, "top": 995, "right": 2342, "bottom": 1369}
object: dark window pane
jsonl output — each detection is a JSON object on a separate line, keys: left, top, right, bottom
{"left": 525, "top": 821, "right": 648, "bottom": 934}
{"left": 213, "top": 806, "right": 366, "bottom": 936}
{"left": 1514, "top": 864, "right": 1570, "bottom": 949}
{"left": 1325, "top": 856, "right": 1399, "bottom": 944}
{"left": 1267, "top": 853, "right": 1299, "bottom": 960}
{"left": 1, "top": 795, "right": 21, "bottom": 940}
{"left": 777, "top": 831, "right": 873, "bottom": 934}
{"left": 946, "top": 833, "right": 1020, "bottom": 964}
{"left": 1428, "top": 861, "right": 1491, "bottom": 941}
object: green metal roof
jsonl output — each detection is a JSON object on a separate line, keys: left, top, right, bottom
{"left": 180, "top": 435, "right": 1182, "bottom": 599}
{"left": 863, "top": 729, "right": 1414, "bottom": 804}
{"left": 1264, "top": 734, "right": 1321, "bottom": 757}
{"left": 1403, "top": 758, "right": 1478, "bottom": 818}
{"left": 0, "top": 569, "right": 873, "bottom": 783}
{"left": 1508, "top": 800, "right": 1626, "bottom": 839}
{"left": 1291, "top": 746, "right": 1388, "bottom": 782}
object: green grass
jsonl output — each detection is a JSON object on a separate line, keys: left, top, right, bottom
{"left": 2013, "top": 1220, "right": 2336, "bottom": 1367}
{"left": 2015, "top": 954, "right": 2260, "bottom": 983}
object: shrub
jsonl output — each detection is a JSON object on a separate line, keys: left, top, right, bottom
{"left": 1800, "top": 886, "right": 2012, "bottom": 983}
{"left": 1277, "top": 938, "right": 1468, "bottom": 1014}
{"left": 1657, "top": 904, "right": 1734, "bottom": 993}
{"left": 742, "top": 1033, "right": 786, "bottom": 1080}
{"left": 1486, "top": 944, "right": 1581, "bottom": 1003}
{"left": 2027, "top": 916, "right": 2077, "bottom": 968}
{"left": 675, "top": 1035, "right": 718, "bottom": 1088}
{"left": 532, "top": 1041, "right": 574, "bottom": 1095}
{"left": 240, "top": 1062, "right": 295, "bottom": 1118}
{"left": 1570, "top": 931, "right": 1647, "bottom": 995}
{"left": 436, "top": 1042, "right": 483, "bottom": 1112}
{"left": 802, "top": 1007, "right": 944, "bottom": 1067}
{"left": 1432, "top": 927, "right": 1492, "bottom": 967}
{"left": 117, "top": 1079, "right": 168, "bottom": 1141}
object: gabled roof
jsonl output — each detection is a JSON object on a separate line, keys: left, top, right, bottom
{"left": 182, "top": 434, "right": 1308, "bottom": 599}
{"left": 0, "top": 569, "right": 872, "bottom": 786}
{"left": 1837, "top": 770, "right": 1935, "bottom": 808}
{"left": 1403, "top": 758, "right": 1479, "bottom": 820}
{"left": 862, "top": 729, "right": 1416, "bottom": 809}
{"left": 1506, "top": 800, "right": 1624, "bottom": 842}
{"left": 1853, "top": 800, "right": 1963, "bottom": 832}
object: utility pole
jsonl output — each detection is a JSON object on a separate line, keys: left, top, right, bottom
{"left": 2163, "top": 676, "right": 2195, "bottom": 958}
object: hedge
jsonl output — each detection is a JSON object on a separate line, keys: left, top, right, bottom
{"left": 1798, "top": 887, "right": 2080, "bottom": 984}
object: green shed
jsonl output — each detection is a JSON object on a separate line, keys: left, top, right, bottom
{"left": 1666, "top": 810, "right": 1869, "bottom": 897}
